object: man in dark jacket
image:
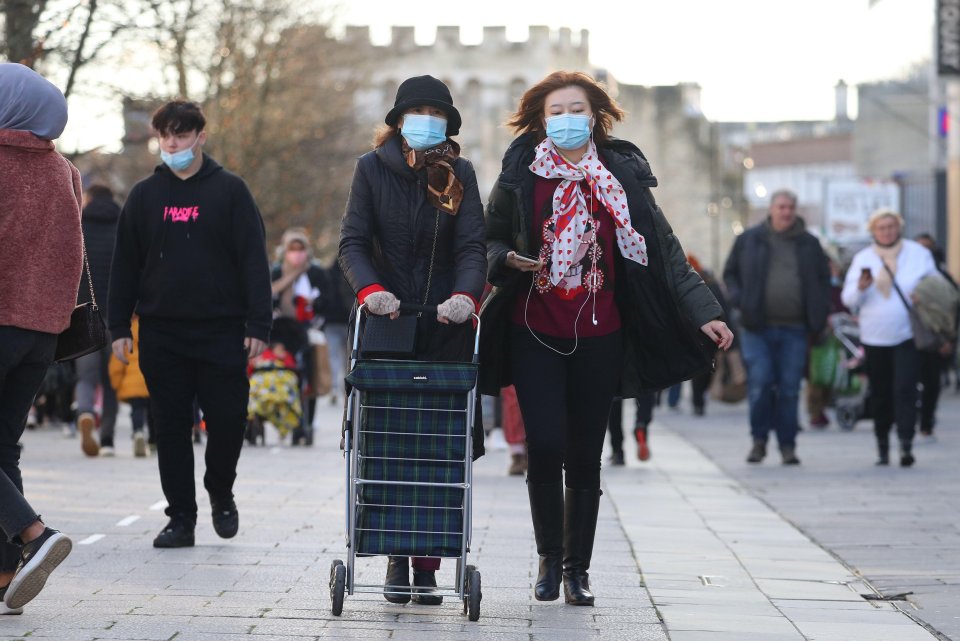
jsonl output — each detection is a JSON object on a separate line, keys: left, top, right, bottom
{"left": 723, "top": 189, "right": 830, "bottom": 465}
{"left": 74, "top": 184, "right": 120, "bottom": 457}
{"left": 108, "top": 100, "right": 272, "bottom": 548}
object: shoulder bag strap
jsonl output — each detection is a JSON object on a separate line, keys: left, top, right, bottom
{"left": 80, "top": 230, "right": 97, "bottom": 308}
{"left": 882, "top": 261, "right": 911, "bottom": 312}
{"left": 421, "top": 209, "right": 441, "bottom": 308}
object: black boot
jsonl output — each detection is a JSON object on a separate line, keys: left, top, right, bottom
{"left": 746, "top": 439, "right": 766, "bottom": 463}
{"left": 562, "top": 488, "right": 601, "bottom": 606}
{"left": 383, "top": 556, "right": 411, "bottom": 604}
{"left": 900, "top": 444, "right": 915, "bottom": 468}
{"left": 527, "top": 481, "right": 564, "bottom": 601}
{"left": 411, "top": 569, "right": 443, "bottom": 605}
{"left": 876, "top": 433, "right": 889, "bottom": 466}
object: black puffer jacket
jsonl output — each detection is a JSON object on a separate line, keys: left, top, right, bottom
{"left": 722, "top": 220, "right": 830, "bottom": 335}
{"left": 78, "top": 194, "right": 120, "bottom": 308}
{"left": 339, "top": 135, "right": 487, "bottom": 361}
{"left": 481, "top": 133, "right": 722, "bottom": 396}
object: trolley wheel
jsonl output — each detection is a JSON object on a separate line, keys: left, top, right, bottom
{"left": 330, "top": 560, "right": 345, "bottom": 616}
{"left": 462, "top": 564, "right": 476, "bottom": 615}
{"left": 836, "top": 406, "right": 857, "bottom": 431}
{"left": 467, "top": 569, "right": 482, "bottom": 622}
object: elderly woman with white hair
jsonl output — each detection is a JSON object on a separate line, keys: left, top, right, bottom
{"left": 841, "top": 209, "right": 937, "bottom": 466}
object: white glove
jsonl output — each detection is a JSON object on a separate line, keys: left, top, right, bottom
{"left": 437, "top": 294, "right": 475, "bottom": 324}
{"left": 364, "top": 290, "right": 400, "bottom": 316}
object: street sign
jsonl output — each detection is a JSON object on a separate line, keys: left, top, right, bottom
{"left": 823, "top": 178, "right": 901, "bottom": 244}
{"left": 938, "top": 0, "right": 960, "bottom": 76}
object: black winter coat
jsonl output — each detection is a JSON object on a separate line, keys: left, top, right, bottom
{"left": 480, "top": 133, "right": 723, "bottom": 397}
{"left": 338, "top": 135, "right": 487, "bottom": 362}
{"left": 722, "top": 221, "right": 830, "bottom": 335}
{"left": 78, "top": 194, "right": 120, "bottom": 309}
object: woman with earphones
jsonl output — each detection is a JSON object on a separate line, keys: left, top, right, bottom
{"left": 479, "top": 71, "right": 732, "bottom": 607}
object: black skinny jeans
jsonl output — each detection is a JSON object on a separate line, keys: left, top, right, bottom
{"left": 864, "top": 340, "right": 919, "bottom": 451}
{"left": 510, "top": 326, "right": 622, "bottom": 490}
{"left": 0, "top": 326, "right": 56, "bottom": 571}
{"left": 607, "top": 393, "right": 656, "bottom": 455}
{"left": 138, "top": 321, "right": 250, "bottom": 520}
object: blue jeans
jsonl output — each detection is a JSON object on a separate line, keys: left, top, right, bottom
{"left": 740, "top": 326, "right": 807, "bottom": 448}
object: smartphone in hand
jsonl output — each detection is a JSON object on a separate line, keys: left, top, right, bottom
{"left": 514, "top": 252, "right": 541, "bottom": 266}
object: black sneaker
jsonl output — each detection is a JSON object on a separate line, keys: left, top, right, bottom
{"left": 153, "top": 517, "right": 196, "bottom": 548}
{"left": 4, "top": 528, "right": 72, "bottom": 609}
{"left": 211, "top": 497, "right": 239, "bottom": 539}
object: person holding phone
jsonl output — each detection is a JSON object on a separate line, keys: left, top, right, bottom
{"left": 479, "top": 71, "right": 732, "bottom": 607}
{"left": 338, "top": 75, "right": 487, "bottom": 604}
{"left": 841, "top": 209, "right": 937, "bottom": 466}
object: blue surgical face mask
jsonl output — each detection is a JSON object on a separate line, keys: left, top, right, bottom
{"left": 160, "top": 136, "right": 200, "bottom": 171}
{"left": 546, "top": 113, "right": 592, "bottom": 150}
{"left": 400, "top": 114, "right": 447, "bottom": 150}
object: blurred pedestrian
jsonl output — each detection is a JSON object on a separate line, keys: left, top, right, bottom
{"left": 501, "top": 385, "right": 528, "bottom": 475}
{"left": 320, "top": 258, "right": 353, "bottom": 406}
{"left": 108, "top": 99, "right": 272, "bottom": 547}
{"left": 913, "top": 233, "right": 959, "bottom": 437}
{"left": 271, "top": 228, "right": 326, "bottom": 445}
{"left": 723, "top": 189, "right": 831, "bottom": 465}
{"left": 840, "top": 210, "right": 937, "bottom": 466}
{"left": 74, "top": 184, "right": 121, "bottom": 457}
{"left": 108, "top": 317, "right": 152, "bottom": 457}
{"left": 339, "top": 75, "right": 487, "bottom": 605}
{"left": 686, "top": 253, "right": 731, "bottom": 417}
{"left": 806, "top": 255, "right": 847, "bottom": 429}
{"left": 480, "top": 71, "right": 731, "bottom": 607}
{"left": 607, "top": 393, "right": 656, "bottom": 465}
{"left": 0, "top": 62, "right": 77, "bottom": 613}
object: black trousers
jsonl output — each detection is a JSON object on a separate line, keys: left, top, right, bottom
{"left": 138, "top": 320, "right": 250, "bottom": 519}
{"left": 510, "top": 327, "right": 621, "bottom": 490}
{"left": 864, "top": 340, "right": 919, "bottom": 451}
{"left": 917, "top": 350, "right": 949, "bottom": 433}
{"left": 0, "top": 326, "right": 56, "bottom": 571}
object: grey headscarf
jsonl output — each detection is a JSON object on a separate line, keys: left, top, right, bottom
{"left": 0, "top": 63, "right": 68, "bottom": 140}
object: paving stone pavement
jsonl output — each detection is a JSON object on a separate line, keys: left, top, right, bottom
{"left": 653, "top": 384, "right": 960, "bottom": 641}
{"left": 1, "top": 389, "right": 947, "bottom": 641}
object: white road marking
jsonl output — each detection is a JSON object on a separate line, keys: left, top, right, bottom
{"left": 149, "top": 500, "right": 167, "bottom": 511}
{"left": 116, "top": 515, "right": 141, "bottom": 527}
{"left": 78, "top": 534, "right": 105, "bottom": 545}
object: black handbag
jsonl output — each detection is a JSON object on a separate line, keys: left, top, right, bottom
{"left": 360, "top": 210, "right": 440, "bottom": 358}
{"left": 54, "top": 235, "right": 108, "bottom": 362}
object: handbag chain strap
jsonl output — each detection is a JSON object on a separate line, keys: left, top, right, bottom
{"left": 80, "top": 228, "right": 98, "bottom": 308}
{"left": 421, "top": 209, "right": 440, "bottom": 309}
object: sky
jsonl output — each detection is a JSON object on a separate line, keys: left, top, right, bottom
{"left": 58, "top": 0, "right": 933, "bottom": 151}
{"left": 336, "top": 0, "right": 933, "bottom": 122}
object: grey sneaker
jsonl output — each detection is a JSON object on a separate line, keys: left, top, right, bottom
{"left": 3, "top": 528, "right": 72, "bottom": 609}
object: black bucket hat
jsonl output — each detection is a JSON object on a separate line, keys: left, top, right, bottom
{"left": 384, "top": 75, "right": 461, "bottom": 136}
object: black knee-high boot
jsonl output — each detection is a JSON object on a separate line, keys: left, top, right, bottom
{"left": 527, "top": 480, "right": 564, "bottom": 601}
{"left": 563, "top": 488, "right": 601, "bottom": 606}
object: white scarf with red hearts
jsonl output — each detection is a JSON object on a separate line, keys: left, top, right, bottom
{"left": 529, "top": 138, "right": 648, "bottom": 286}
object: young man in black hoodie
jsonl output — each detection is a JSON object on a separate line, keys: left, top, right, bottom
{"left": 108, "top": 100, "right": 272, "bottom": 548}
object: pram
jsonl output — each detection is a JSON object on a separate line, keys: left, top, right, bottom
{"left": 823, "top": 313, "right": 870, "bottom": 431}
{"left": 329, "top": 303, "right": 482, "bottom": 621}
{"left": 246, "top": 317, "right": 309, "bottom": 445}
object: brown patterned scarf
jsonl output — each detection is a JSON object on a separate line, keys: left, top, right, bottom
{"left": 403, "top": 139, "right": 464, "bottom": 215}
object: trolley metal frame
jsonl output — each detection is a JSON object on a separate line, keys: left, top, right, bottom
{"left": 329, "top": 303, "right": 482, "bottom": 620}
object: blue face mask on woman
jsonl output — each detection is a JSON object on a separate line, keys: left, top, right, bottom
{"left": 546, "top": 113, "right": 592, "bottom": 150}
{"left": 401, "top": 114, "right": 447, "bottom": 150}
{"left": 160, "top": 136, "right": 200, "bottom": 171}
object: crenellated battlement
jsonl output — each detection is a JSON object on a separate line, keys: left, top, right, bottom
{"left": 341, "top": 24, "right": 589, "bottom": 55}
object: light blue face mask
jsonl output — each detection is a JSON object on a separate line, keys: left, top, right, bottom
{"left": 160, "top": 136, "right": 200, "bottom": 171}
{"left": 546, "top": 113, "right": 592, "bottom": 150}
{"left": 401, "top": 114, "right": 447, "bottom": 150}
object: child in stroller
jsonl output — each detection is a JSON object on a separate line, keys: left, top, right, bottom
{"left": 246, "top": 317, "right": 309, "bottom": 445}
{"left": 826, "top": 313, "right": 870, "bottom": 430}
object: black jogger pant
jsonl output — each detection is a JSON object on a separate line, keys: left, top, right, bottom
{"left": 864, "top": 340, "right": 919, "bottom": 451}
{"left": 138, "top": 320, "right": 250, "bottom": 520}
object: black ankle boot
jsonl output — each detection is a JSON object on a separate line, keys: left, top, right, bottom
{"left": 411, "top": 569, "right": 442, "bottom": 605}
{"left": 562, "top": 488, "right": 601, "bottom": 606}
{"left": 900, "top": 446, "right": 915, "bottom": 468}
{"left": 876, "top": 435, "right": 889, "bottom": 466}
{"left": 527, "top": 481, "right": 564, "bottom": 601}
{"left": 383, "top": 556, "right": 410, "bottom": 604}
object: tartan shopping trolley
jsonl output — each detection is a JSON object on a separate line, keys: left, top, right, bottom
{"left": 329, "top": 303, "right": 482, "bottom": 621}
